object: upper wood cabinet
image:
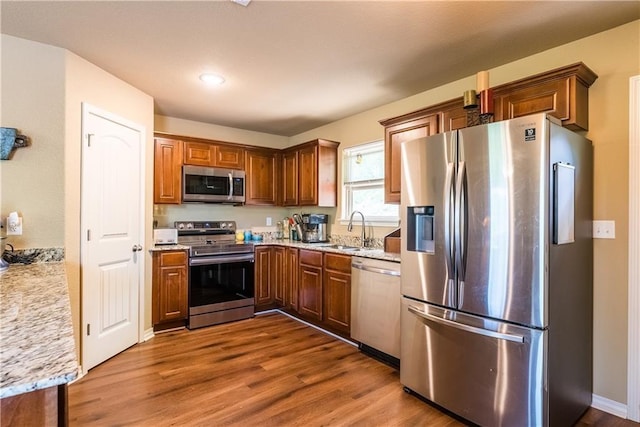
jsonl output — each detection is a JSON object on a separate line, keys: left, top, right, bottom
{"left": 184, "top": 141, "right": 245, "bottom": 169}
{"left": 183, "top": 141, "right": 213, "bottom": 166}
{"left": 245, "top": 148, "right": 279, "bottom": 206}
{"left": 380, "top": 114, "right": 438, "bottom": 204}
{"left": 154, "top": 137, "right": 183, "bottom": 204}
{"left": 282, "top": 150, "right": 299, "bottom": 206}
{"left": 283, "top": 139, "right": 340, "bottom": 207}
{"left": 492, "top": 63, "right": 597, "bottom": 131}
{"left": 379, "top": 62, "right": 597, "bottom": 204}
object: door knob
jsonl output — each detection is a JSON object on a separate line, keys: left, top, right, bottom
{"left": 132, "top": 244, "right": 143, "bottom": 252}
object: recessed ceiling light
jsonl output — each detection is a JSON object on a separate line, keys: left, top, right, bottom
{"left": 199, "top": 73, "right": 225, "bottom": 86}
{"left": 231, "top": 0, "right": 251, "bottom": 6}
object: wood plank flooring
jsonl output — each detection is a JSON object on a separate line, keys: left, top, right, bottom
{"left": 69, "top": 312, "right": 637, "bottom": 426}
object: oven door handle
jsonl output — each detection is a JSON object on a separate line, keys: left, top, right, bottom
{"left": 189, "top": 253, "right": 255, "bottom": 266}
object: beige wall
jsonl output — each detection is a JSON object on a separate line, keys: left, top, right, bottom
{"left": 64, "top": 50, "right": 154, "bottom": 360}
{"left": 289, "top": 20, "right": 640, "bottom": 403}
{"left": 0, "top": 35, "right": 66, "bottom": 249}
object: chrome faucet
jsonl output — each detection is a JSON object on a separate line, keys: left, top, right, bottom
{"left": 347, "top": 210, "right": 367, "bottom": 248}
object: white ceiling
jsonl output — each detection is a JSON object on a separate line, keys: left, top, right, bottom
{"left": 2, "top": 1, "right": 639, "bottom": 136}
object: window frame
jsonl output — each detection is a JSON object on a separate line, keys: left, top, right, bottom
{"left": 340, "top": 140, "right": 400, "bottom": 226}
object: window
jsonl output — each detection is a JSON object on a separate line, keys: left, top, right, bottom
{"left": 342, "top": 140, "right": 399, "bottom": 224}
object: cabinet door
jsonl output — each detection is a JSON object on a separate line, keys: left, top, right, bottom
{"left": 298, "top": 250, "right": 323, "bottom": 321}
{"left": 154, "top": 138, "right": 183, "bottom": 204}
{"left": 384, "top": 114, "right": 438, "bottom": 204}
{"left": 285, "top": 248, "right": 299, "bottom": 311}
{"left": 272, "top": 247, "right": 286, "bottom": 306}
{"left": 153, "top": 251, "right": 188, "bottom": 325}
{"left": 324, "top": 270, "right": 351, "bottom": 334}
{"left": 184, "top": 141, "right": 214, "bottom": 166}
{"left": 215, "top": 145, "right": 245, "bottom": 169}
{"left": 298, "top": 145, "right": 318, "bottom": 206}
{"left": 245, "top": 149, "right": 278, "bottom": 205}
{"left": 282, "top": 150, "right": 299, "bottom": 206}
{"left": 441, "top": 102, "right": 467, "bottom": 132}
{"left": 255, "top": 246, "right": 273, "bottom": 306}
{"left": 323, "top": 253, "right": 351, "bottom": 334}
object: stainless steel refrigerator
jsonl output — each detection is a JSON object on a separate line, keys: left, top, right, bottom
{"left": 400, "top": 113, "right": 593, "bottom": 426}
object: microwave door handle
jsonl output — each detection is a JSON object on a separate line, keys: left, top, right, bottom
{"left": 228, "top": 172, "right": 233, "bottom": 200}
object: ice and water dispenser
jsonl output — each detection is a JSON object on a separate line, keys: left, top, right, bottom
{"left": 406, "top": 206, "right": 435, "bottom": 253}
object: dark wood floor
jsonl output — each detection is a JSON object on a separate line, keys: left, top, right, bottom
{"left": 69, "top": 312, "right": 637, "bottom": 426}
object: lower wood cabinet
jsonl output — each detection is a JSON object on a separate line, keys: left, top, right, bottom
{"left": 255, "top": 245, "right": 286, "bottom": 310}
{"left": 298, "top": 249, "right": 324, "bottom": 321}
{"left": 323, "top": 253, "right": 352, "bottom": 335}
{"left": 152, "top": 250, "right": 188, "bottom": 330}
{"left": 254, "top": 246, "right": 352, "bottom": 337}
{"left": 285, "top": 247, "right": 299, "bottom": 311}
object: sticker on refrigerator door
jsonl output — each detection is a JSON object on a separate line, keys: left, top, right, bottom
{"left": 524, "top": 128, "right": 536, "bottom": 142}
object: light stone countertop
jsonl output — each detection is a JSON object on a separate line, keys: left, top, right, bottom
{"left": 0, "top": 262, "right": 79, "bottom": 398}
{"left": 149, "top": 240, "right": 400, "bottom": 262}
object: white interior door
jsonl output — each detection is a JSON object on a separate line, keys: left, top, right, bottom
{"left": 81, "top": 103, "right": 144, "bottom": 372}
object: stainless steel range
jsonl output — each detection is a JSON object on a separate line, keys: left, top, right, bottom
{"left": 175, "top": 220, "right": 255, "bottom": 329}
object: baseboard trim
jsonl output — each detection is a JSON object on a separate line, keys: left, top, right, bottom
{"left": 261, "top": 309, "right": 358, "bottom": 348}
{"left": 142, "top": 328, "right": 155, "bottom": 342}
{"left": 592, "top": 394, "right": 628, "bottom": 419}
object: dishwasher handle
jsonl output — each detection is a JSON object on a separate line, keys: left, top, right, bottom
{"left": 352, "top": 261, "right": 400, "bottom": 277}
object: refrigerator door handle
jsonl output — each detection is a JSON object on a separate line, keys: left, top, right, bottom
{"left": 444, "top": 162, "right": 455, "bottom": 286}
{"left": 407, "top": 305, "right": 525, "bottom": 343}
{"left": 455, "top": 161, "right": 467, "bottom": 283}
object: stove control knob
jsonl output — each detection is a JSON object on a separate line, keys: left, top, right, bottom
{"left": 220, "top": 222, "right": 227, "bottom": 229}
{"left": 186, "top": 222, "right": 194, "bottom": 229}
{"left": 177, "top": 223, "right": 185, "bottom": 230}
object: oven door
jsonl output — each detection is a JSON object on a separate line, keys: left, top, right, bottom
{"left": 189, "top": 253, "right": 254, "bottom": 309}
{"left": 182, "top": 165, "right": 245, "bottom": 203}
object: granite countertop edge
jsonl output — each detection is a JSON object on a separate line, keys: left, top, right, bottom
{"left": 0, "top": 262, "right": 79, "bottom": 399}
{"left": 150, "top": 241, "right": 400, "bottom": 262}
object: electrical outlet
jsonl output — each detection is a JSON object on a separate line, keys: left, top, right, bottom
{"left": 593, "top": 220, "right": 615, "bottom": 239}
{"left": 266, "top": 217, "right": 272, "bottom": 226}
{"left": 7, "top": 216, "right": 22, "bottom": 235}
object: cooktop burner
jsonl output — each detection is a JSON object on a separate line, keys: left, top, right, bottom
{"left": 175, "top": 220, "right": 253, "bottom": 254}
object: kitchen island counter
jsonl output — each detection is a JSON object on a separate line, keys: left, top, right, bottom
{"left": 0, "top": 262, "right": 78, "bottom": 399}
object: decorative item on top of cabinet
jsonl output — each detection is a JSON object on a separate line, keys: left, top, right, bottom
{"left": 298, "top": 249, "right": 323, "bottom": 321}
{"left": 282, "top": 139, "right": 340, "bottom": 207}
{"left": 152, "top": 250, "right": 188, "bottom": 331}
{"left": 379, "top": 114, "right": 438, "bottom": 204}
{"left": 492, "top": 62, "right": 597, "bottom": 131}
{"left": 154, "top": 137, "right": 183, "bottom": 204}
{"left": 323, "top": 252, "right": 352, "bottom": 335}
{"left": 245, "top": 147, "right": 280, "bottom": 206}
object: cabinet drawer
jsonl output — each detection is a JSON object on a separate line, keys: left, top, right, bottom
{"left": 160, "top": 251, "right": 187, "bottom": 266}
{"left": 299, "top": 249, "right": 323, "bottom": 266}
{"left": 324, "top": 253, "right": 351, "bottom": 273}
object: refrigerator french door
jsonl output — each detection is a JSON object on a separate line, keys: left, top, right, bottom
{"left": 400, "top": 113, "right": 593, "bottom": 427}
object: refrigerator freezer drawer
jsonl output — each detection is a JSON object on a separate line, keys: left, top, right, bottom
{"left": 401, "top": 298, "right": 547, "bottom": 427}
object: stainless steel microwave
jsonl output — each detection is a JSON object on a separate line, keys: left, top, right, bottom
{"left": 182, "top": 165, "right": 245, "bottom": 204}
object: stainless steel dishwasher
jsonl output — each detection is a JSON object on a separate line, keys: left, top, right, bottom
{"left": 351, "top": 256, "right": 401, "bottom": 366}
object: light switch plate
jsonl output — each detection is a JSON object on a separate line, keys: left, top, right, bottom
{"left": 593, "top": 220, "right": 615, "bottom": 239}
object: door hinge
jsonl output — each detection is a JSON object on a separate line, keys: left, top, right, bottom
{"left": 87, "top": 324, "right": 90, "bottom": 336}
